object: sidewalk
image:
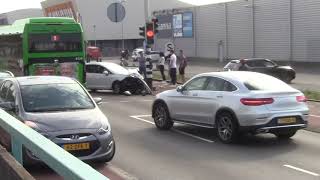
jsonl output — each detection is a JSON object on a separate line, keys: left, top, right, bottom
{"left": 307, "top": 101, "right": 320, "bottom": 133}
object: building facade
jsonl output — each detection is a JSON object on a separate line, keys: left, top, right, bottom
{"left": 0, "top": 9, "right": 43, "bottom": 25}
{"left": 41, "top": 0, "right": 320, "bottom": 62}
{"left": 154, "top": 0, "right": 320, "bottom": 62}
{"left": 41, "top": 0, "right": 191, "bottom": 56}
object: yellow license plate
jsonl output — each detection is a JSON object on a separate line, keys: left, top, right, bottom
{"left": 278, "top": 117, "right": 297, "bottom": 124}
{"left": 63, "top": 143, "right": 90, "bottom": 151}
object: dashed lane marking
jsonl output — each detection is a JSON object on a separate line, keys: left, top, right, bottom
{"left": 130, "top": 115, "right": 214, "bottom": 143}
{"left": 283, "top": 164, "right": 319, "bottom": 177}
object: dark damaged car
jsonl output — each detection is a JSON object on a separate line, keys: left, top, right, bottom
{"left": 224, "top": 58, "right": 296, "bottom": 83}
{"left": 86, "top": 62, "right": 151, "bottom": 95}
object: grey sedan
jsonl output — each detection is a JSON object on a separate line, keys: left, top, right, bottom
{"left": 152, "top": 71, "right": 309, "bottom": 143}
{"left": 0, "top": 76, "right": 115, "bottom": 164}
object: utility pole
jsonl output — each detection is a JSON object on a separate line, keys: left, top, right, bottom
{"left": 144, "top": 0, "right": 149, "bottom": 22}
{"left": 93, "top": 25, "right": 96, "bottom": 46}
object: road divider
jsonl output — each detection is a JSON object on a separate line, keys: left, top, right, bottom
{"left": 130, "top": 115, "right": 214, "bottom": 143}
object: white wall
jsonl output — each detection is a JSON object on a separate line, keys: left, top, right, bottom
{"left": 254, "top": 0, "right": 290, "bottom": 60}
{"left": 196, "top": 4, "right": 226, "bottom": 58}
{"left": 293, "top": 0, "right": 320, "bottom": 62}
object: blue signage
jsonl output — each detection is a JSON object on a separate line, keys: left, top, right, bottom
{"left": 183, "top": 12, "right": 193, "bottom": 37}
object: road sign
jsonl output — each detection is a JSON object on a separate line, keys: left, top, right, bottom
{"left": 165, "top": 42, "right": 174, "bottom": 56}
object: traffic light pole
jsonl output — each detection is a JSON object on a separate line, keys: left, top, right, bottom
{"left": 144, "top": 0, "right": 149, "bottom": 21}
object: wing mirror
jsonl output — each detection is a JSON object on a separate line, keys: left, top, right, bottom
{"left": 93, "top": 97, "right": 103, "bottom": 105}
{"left": 176, "top": 85, "right": 184, "bottom": 92}
{"left": 0, "top": 102, "right": 16, "bottom": 111}
{"left": 103, "top": 71, "right": 109, "bottom": 76}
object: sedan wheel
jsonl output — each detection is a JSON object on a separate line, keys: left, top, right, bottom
{"left": 112, "top": 82, "right": 121, "bottom": 94}
{"left": 216, "top": 112, "right": 238, "bottom": 143}
{"left": 153, "top": 103, "right": 173, "bottom": 130}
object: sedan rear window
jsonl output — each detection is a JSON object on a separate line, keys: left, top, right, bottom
{"left": 243, "top": 75, "right": 292, "bottom": 91}
{"left": 21, "top": 83, "right": 95, "bottom": 112}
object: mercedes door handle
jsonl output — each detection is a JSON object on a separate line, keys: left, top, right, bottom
{"left": 192, "top": 93, "right": 198, "bottom": 97}
{"left": 216, "top": 95, "right": 223, "bottom": 98}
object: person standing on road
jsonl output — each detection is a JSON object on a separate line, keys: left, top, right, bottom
{"left": 138, "top": 51, "right": 147, "bottom": 79}
{"left": 169, "top": 50, "right": 177, "bottom": 85}
{"left": 159, "top": 52, "right": 166, "bottom": 81}
{"left": 146, "top": 57, "right": 153, "bottom": 89}
{"left": 178, "top": 50, "right": 188, "bottom": 83}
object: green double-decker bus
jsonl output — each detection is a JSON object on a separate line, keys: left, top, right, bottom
{"left": 0, "top": 17, "right": 86, "bottom": 83}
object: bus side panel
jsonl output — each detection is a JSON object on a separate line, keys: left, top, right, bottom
{"left": 0, "top": 35, "right": 24, "bottom": 76}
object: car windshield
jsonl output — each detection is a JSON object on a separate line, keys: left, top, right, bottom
{"left": 21, "top": 83, "right": 95, "bottom": 112}
{"left": 243, "top": 74, "right": 293, "bottom": 91}
{"left": 106, "top": 63, "right": 129, "bottom": 75}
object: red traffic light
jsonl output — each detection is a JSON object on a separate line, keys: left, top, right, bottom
{"left": 146, "top": 30, "right": 154, "bottom": 37}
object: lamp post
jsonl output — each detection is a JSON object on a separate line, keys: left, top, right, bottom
{"left": 93, "top": 25, "right": 97, "bottom": 46}
{"left": 119, "top": 0, "right": 126, "bottom": 50}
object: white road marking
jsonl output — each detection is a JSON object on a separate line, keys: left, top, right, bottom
{"left": 140, "top": 100, "right": 153, "bottom": 102}
{"left": 283, "top": 164, "right": 319, "bottom": 177}
{"left": 130, "top": 115, "right": 214, "bottom": 143}
{"left": 130, "top": 115, "right": 155, "bottom": 125}
{"left": 172, "top": 129, "right": 214, "bottom": 143}
{"left": 310, "top": 114, "right": 320, "bottom": 118}
{"left": 119, "top": 101, "right": 130, "bottom": 103}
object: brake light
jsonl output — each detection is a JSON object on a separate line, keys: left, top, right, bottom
{"left": 296, "top": 96, "right": 307, "bottom": 102}
{"left": 240, "top": 98, "right": 274, "bottom": 106}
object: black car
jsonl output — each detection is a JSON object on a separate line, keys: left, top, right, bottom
{"left": 224, "top": 58, "right": 296, "bottom": 83}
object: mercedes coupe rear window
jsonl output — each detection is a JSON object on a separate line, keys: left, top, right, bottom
{"left": 243, "top": 75, "right": 293, "bottom": 91}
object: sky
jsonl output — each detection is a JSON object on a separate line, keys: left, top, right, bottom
{"left": 0, "top": 0, "right": 239, "bottom": 14}
{"left": 0, "top": 0, "right": 42, "bottom": 14}
{"left": 178, "top": 0, "right": 239, "bottom": 6}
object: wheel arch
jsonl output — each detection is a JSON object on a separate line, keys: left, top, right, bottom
{"left": 215, "top": 107, "right": 239, "bottom": 127}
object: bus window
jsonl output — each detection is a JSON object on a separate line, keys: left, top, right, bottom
{"left": 29, "top": 33, "right": 82, "bottom": 53}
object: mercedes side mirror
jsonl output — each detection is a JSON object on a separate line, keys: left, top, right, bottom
{"left": 103, "top": 71, "right": 109, "bottom": 76}
{"left": 176, "top": 86, "right": 183, "bottom": 92}
{"left": 0, "top": 102, "right": 15, "bottom": 111}
{"left": 93, "top": 97, "right": 103, "bottom": 105}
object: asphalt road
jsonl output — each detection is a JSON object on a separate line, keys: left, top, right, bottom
{"left": 27, "top": 92, "right": 320, "bottom": 180}
{"left": 96, "top": 92, "right": 320, "bottom": 180}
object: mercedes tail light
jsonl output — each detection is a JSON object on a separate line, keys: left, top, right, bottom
{"left": 296, "top": 95, "right": 307, "bottom": 102}
{"left": 240, "top": 98, "right": 274, "bottom": 106}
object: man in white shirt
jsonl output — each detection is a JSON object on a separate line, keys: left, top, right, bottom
{"left": 169, "top": 50, "right": 177, "bottom": 85}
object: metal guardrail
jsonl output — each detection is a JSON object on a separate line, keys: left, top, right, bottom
{"left": 0, "top": 109, "right": 108, "bottom": 180}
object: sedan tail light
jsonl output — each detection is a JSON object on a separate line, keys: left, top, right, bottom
{"left": 296, "top": 95, "right": 307, "bottom": 102}
{"left": 240, "top": 98, "right": 274, "bottom": 106}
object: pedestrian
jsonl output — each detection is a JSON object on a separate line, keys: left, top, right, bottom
{"left": 169, "top": 50, "right": 177, "bottom": 85}
{"left": 146, "top": 57, "right": 153, "bottom": 89}
{"left": 238, "top": 59, "right": 248, "bottom": 71}
{"left": 159, "top": 52, "right": 166, "bottom": 81}
{"left": 138, "top": 51, "right": 147, "bottom": 79}
{"left": 178, "top": 50, "right": 187, "bottom": 83}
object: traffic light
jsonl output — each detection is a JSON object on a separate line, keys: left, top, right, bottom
{"left": 152, "top": 18, "right": 159, "bottom": 34}
{"left": 139, "top": 26, "right": 145, "bottom": 37}
{"left": 146, "top": 22, "right": 154, "bottom": 45}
